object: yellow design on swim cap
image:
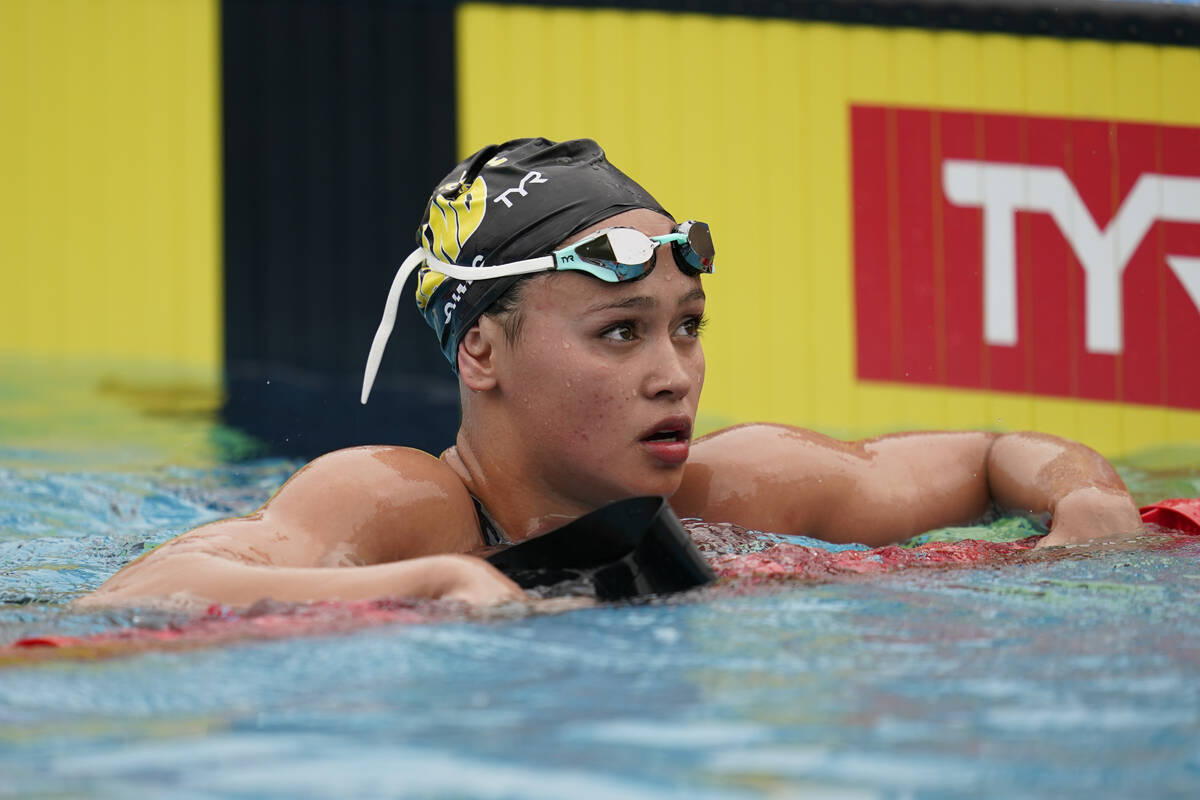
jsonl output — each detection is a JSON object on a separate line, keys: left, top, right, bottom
{"left": 415, "top": 266, "right": 448, "bottom": 311}
{"left": 426, "top": 176, "right": 487, "bottom": 262}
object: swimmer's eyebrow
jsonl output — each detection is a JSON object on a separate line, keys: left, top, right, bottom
{"left": 584, "top": 287, "right": 706, "bottom": 315}
{"left": 585, "top": 296, "right": 654, "bottom": 314}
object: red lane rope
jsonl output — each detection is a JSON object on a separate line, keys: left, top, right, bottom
{"left": 710, "top": 536, "right": 1041, "bottom": 581}
{"left": 3, "top": 600, "right": 431, "bottom": 663}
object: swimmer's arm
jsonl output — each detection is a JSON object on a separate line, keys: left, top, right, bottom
{"left": 78, "top": 447, "right": 521, "bottom": 609}
{"left": 676, "top": 425, "right": 1141, "bottom": 547}
{"left": 678, "top": 425, "right": 992, "bottom": 546}
{"left": 983, "top": 431, "right": 1143, "bottom": 547}
{"left": 75, "top": 551, "right": 522, "bottom": 610}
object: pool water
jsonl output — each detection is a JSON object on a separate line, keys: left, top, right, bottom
{"left": 2, "top": 366, "right": 1200, "bottom": 798}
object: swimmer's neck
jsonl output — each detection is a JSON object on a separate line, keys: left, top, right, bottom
{"left": 441, "top": 433, "right": 589, "bottom": 543}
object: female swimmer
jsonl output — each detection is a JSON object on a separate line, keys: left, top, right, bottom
{"left": 81, "top": 139, "right": 1143, "bottom": 609}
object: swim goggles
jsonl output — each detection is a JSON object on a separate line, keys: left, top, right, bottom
{"left": 362, "top": 221, "right": 715, "bottom": 403}
{"left": 425, "top": 221, "right": 715, "bottom": 283}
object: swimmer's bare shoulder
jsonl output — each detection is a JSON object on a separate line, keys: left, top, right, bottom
{"left": 78, "top": 446, "right": 522, "bottom": 610}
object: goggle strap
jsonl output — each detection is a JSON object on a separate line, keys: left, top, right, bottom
{"left": 364, "top": 249, "right": 559, "bottom": 403}
{"left": 423, "top": 250, "right": 555, "bottom": 280}
{"left": 361, "top": 248, "right": 425, "bottom": 404}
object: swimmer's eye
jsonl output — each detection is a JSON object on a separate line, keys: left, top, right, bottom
{"left": 676, "top": 314, "right": 707, "bottom": 338}
{"left": 600, "top": 322, "right": 637, "bottom": 342}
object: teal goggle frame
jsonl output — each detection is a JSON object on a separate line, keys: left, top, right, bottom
{"left": 424, "top": 221, "right": 715, "bottom": 283}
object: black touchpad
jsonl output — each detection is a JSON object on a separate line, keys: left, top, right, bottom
{"left": 483, "top": 497, "right": 715, "bottom": 600}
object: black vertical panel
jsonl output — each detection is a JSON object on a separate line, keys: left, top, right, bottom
{"left": 222, "top": 0, "right": 459, "bottom": 458}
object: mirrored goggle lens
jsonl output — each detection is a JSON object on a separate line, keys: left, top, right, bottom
{"left": 686, "top": 222, "right": 714, "bottom": 267}
{"left": 574, "top": 228, "right": 655, "bottom": 267}
{"left": 571, "top": 228, "right": 658, "bottom": 282}
{"left": 677, "top": 221, "right": 714, "bottom": 273}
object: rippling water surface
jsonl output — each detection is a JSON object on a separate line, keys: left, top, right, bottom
{"left": 2, "top": 363, "right": 1199, "bottom": 799}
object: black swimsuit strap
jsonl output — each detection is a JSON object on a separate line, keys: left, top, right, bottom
{"left": 471, "top": 494, "right": 511, "bottom": 547}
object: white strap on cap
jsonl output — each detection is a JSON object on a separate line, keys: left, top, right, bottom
{"left": 422, "top": 251, "right": 554, "bottom": 280}
{"left": 360, "top": 248, "right": 558, "bottom": 404}
{"left": 361, "top": 248, "right": 425, "bottom": 404}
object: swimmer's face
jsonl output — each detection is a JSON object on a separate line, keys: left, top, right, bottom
{"left": 486, "top": 209, "right": 707, "bottom": 505}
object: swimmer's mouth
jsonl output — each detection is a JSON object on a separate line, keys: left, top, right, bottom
{"left": 639, "top": 419, "right": 692, "bottom": 443}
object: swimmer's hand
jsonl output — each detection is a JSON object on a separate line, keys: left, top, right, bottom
{"left": 432, "top": 554, "right": 526, "bottom": 605}
{"left": 1037, "top": 486, "right": 1145, "bottom": 548}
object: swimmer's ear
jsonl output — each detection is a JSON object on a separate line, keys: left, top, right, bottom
{"left": 458, "top": 321, "right": 499, "bottom": 391}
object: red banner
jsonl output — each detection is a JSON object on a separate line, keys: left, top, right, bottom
{"left": 851, "top": 105, "right": 1200, "bottom": 409}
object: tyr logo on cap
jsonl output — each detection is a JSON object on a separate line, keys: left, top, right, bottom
{"left": 493, "top": 170, "right": 549, "bottom": 209}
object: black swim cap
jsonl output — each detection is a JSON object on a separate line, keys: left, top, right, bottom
{"left": 414, "top": 138, "right": 670, "bottom": 367}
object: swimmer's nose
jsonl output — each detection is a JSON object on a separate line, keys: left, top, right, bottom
{"left": 643, "top": 336, "right": 696, "bottom": 400}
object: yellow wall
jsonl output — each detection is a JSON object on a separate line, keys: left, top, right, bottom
{"left": 456, "top": 3, "right": 1200, "bottom": 455}
{"left": 0, "top": 0, "right": 221, "bottom": 370}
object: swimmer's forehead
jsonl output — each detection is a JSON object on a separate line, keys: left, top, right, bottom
{"left": 556, "top": 208, "right": 677, "bottom": 249}
{"left": 532, "top": 270, "right": 705, "bottom": 318}
{"left": 578, "top": 284, "right": 707, "bottom": 316}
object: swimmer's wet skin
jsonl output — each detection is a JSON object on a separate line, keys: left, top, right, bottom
{"left": 79, "top": 137, "right": 1149, "bottom": 612}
